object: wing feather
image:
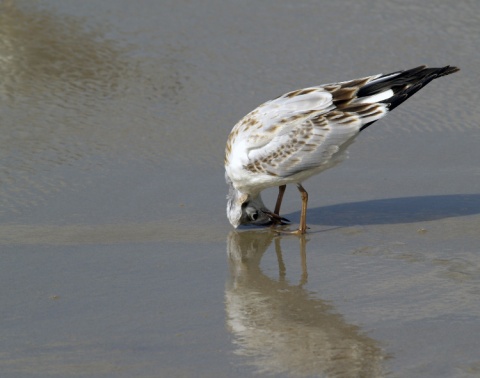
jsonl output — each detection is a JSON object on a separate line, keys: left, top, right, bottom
{"left": 225, "top": 65, "right": 459, "bottom": 194}
{"left": 243, "top": 88, "right": 388, "bottom": 178}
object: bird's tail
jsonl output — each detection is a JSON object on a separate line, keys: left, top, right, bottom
{"left": 358, "top": 65, "right": 459, "bottom": 131}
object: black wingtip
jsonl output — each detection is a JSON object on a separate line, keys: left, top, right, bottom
{"left": 382, "top": 65, "right": 460, "bottom": 112}
{"left": 357, "top": 65, "right": 459, "bottom": 132}
{"left": 439, "top": 65, "right": 460, "bottom": 75}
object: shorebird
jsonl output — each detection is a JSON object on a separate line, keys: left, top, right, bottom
{"left": 225, "top": 65, "right": 459, "bottom": 234}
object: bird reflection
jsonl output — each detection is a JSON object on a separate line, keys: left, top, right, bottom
{"left": 226, "top": 230, "right": 388, "bottom": 377}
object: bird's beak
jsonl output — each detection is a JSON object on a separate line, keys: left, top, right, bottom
{"left": 264, "top": 210, "right": 290, "bottom": 225}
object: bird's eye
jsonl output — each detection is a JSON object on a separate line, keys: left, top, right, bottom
{"left": 245, "top": 206, "right": 260, "bottom": 222}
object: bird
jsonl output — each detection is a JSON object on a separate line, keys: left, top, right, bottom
{"left": 224, "top": 65, "right": 460, "bottom": 234}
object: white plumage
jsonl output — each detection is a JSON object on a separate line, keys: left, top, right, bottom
{"left": 225, "top": 65, "right": 459, "bottom": 234}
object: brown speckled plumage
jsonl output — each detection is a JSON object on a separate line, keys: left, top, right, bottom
{"left": 225, "top": 65, "right": 460, "bottom": 233}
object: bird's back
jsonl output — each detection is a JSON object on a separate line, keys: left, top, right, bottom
{"left": 225, "top": 66, "right": 459, "bottom": 193}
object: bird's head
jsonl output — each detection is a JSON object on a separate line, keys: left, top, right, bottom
{"left": 226, "top": 177, "right": 288, "bottom": 228}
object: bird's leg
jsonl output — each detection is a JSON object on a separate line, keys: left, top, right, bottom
{"left": 274, "top": 185, "right": 287, "bottom": 215}
{"left": 272, "top": 184, "right": 308, "bottom": 235}
{"left": 269, "top": 185, "right": 289, "bottom": 228}
{"left": 296, "top": 183, "right": 308, "bottom": 234}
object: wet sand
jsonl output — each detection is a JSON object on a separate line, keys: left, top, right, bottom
{"left": 1, "top": 0, "right": 480, "bottom": 376}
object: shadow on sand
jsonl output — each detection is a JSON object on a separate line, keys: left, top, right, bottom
{"left": 283, "top": 194, "right": 480, "bottom": 226}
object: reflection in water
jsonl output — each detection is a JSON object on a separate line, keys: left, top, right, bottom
{"left": 0, "top": 2, "right": 190, "bottom": 218}
{"left": 226, "top": 231, "right": 388, "bottom": 377}
{"left": 0, "top": 1, "right": 129, "bottom": 215}
{"left": 0, "top": 1, "right": 127, "bottom": 98}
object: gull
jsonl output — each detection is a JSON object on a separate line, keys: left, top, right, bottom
{"left": 225, "top": 65, "right": 459, "bottom": 234}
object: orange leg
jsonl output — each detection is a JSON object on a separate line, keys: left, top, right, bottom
{"left": 274, "top": 185, "right": 287, "bottom": 215}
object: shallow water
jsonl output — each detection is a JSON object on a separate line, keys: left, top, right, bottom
{"left": 1, "top": 0, "right": 480, "bottom": 377}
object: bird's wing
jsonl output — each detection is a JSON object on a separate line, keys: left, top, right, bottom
{"left": 239, "top": 77, "right": 389, "bottom": 177}
{"left": 226, "top": 65, "right": 460, "bottom": 178}
{"left": 227, "top": 87, "right": 334, "bottom": 153}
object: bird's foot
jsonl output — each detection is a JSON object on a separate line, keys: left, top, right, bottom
{"left": 272, "top": 225, "right": 310, "bottom": 235}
